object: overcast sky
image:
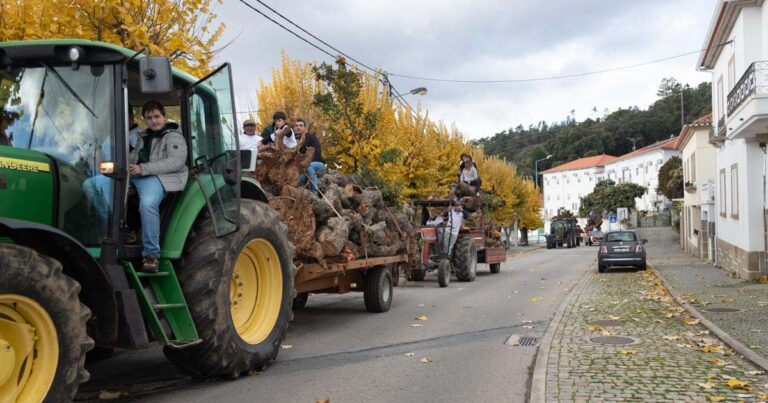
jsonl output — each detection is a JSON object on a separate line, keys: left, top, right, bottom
{"left": 215, "top": 0, "right": 716, "bottom": 139}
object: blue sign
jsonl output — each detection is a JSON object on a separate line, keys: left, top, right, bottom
{"left": 608, "top": 215, "right": 617, "bottom": 223}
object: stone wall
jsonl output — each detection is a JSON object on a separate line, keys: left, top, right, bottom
{"left": 716, "top": 237, "right": 765, "bottom": 279}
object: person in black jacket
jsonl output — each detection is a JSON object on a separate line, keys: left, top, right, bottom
{"left": 295, "top": 118, "right": 325, "bottom": 192}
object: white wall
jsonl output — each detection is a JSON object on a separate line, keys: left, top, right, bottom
{"left": 541, "top": 166, "right": 605, "bottom": 218}
{"left": 715, "top": 139, "right": 764, "bottom": 252}
{"left": 604, "top": 148, "right": 680, "bottom": 212}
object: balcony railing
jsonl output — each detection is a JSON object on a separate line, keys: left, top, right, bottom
{"left": 727, "top": 61, "right": 768, "bottom": 116}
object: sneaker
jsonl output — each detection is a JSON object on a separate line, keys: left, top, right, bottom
{"left": 142, "top": 256, "right": 159, "bottom": 273}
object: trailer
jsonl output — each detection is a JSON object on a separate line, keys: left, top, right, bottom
{"left": 293, "top": 254, "right": 409, "bottom": 312}
{"left": 470, "top": 229, "right": 507, "bottom": 273}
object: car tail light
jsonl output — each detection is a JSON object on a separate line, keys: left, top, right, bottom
{"left": 599, "top": 246, "right": 607, "bottom": 254}
{"left": 636, "top": 245, "right": 644, "bottom": 253}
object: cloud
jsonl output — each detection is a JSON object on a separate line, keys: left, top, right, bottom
{"left": 215, "top": 0, "right": 717, "bottom": 139}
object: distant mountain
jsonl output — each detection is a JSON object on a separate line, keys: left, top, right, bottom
{"left": 474, "top": 79, "right": 712, "bottom": 178}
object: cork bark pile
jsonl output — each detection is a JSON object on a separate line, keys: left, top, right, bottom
{"left": 249, "top": 134, "right": 413, "bottom": 264}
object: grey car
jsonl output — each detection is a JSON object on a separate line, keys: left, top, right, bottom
{"left": 597, "top": 231, "right": 647, "bottom": 273}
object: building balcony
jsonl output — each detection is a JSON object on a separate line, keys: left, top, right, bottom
{"left": 725, "top": 61, "right": 768, "bottom": 141}
{"left": 709, "top": 125, "right": 725, "bottom": 148}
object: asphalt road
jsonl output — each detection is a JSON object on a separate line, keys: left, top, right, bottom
{"left": 77, "top": 245, "right": 595, "bottom": 402}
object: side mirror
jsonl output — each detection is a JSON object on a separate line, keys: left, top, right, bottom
{"left": 240, "top": 149, "right": 257, "bottom": 172}
{"left": 139, "top": 56, "right": 172, "bottom": 94}
{"left": 642, "top": 239, "right": 648, "bottom": 244}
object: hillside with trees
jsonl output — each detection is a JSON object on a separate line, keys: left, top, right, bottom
{"left": 475, "top": 79, "right": 711, "bottom": 177}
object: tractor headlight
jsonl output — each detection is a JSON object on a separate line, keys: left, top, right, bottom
{"left": 68, "top": 46, "right": 82, "bottom": 62}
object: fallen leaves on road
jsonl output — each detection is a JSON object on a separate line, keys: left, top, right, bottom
{"left": 726, "top": 377, "right": 750, "bottom": 391}
{"left": 404, "top": 352, "right": 415, "bottom": 357}
{"left": 662, "top": 335, "right": 681, "bottom": 341}
{"left": 280, "top": 344, "right": 293, "bottom": 349}
{"left": 420, "top": 357, "right": 433, "bottom": 363}
{"left": 587, "top": 325, "right": 602, "bottom": 332}
{"left": 682, "top": 317, "right": 700, "bottom": 325}
{"left": 415, "top": 315, "right": 428, "bottom": 321}
{"left": 758, "top": 392, "right": 768, "bottom": 400}
{"left": 528, "top": 297, "right": 541, "bottom": 303}
{"left": 609, "top": 315, "right": 621, "bottom": 320}
{"left": 618, "top": 348, "right": 636, "bottom": 355}
{"left": 523, "top": 325, "right": 534, "bottom": 329}
{"left": 698, "top": 382, "right": 715, "bottom": 389}
{"left": 707, "top": 396, "right": 725, "bottom": 402}
{"left": 316, "top": 398, "right": 330, "bottom": 403}
{"left": 410, "top": 324, "right": 423, "bottom": 328}
{"left": 746, "top": 370, "right": 764, "bottom": 375}
{"left": 708, "top": 357, "right": 728, "bottom": 366}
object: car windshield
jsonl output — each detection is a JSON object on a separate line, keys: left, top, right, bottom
{"left": 606, "top": 232, "right": 637, "bottom": 242}
{"left": 0, "top": 64, "right": 116, "bottom": 245}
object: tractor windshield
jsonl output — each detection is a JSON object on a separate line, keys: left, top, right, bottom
{"left": 0, "top": 64, "right": 116, "bottom": 245}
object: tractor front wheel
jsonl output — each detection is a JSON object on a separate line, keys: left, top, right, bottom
{"left": 438, "top": 259, "right": 451, "bottom": 288}
{"left": 165, "top": 200, "right": 296, "bottom": 378}
{"left": 0, "top": 244, "right": 92, "bottom": 402}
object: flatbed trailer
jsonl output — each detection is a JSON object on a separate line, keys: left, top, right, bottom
{"left": 293, "top": 254, "right": 409, "bottom": 312}
{"left": 470, "top": 229, "right": 507, "bottom": 273}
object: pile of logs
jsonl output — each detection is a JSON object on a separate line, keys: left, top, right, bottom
{"left": 249, "top": 133, "right": 412, "bottom": 263}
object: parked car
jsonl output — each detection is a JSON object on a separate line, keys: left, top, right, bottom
{"left": 597, "top": 231, "right": 647, "bottom": 273}
{"left": 586, "top": 230, "right": 604, "bottom": 246}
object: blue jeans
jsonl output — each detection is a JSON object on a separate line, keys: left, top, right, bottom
{"left": 131, "top": 176, "right": 165, "bottom": 257}
{"left": 299, "top": 161, "right": 326, "bottom": 192}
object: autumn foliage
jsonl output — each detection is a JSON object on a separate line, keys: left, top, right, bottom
{"left": 0, "top": 0, "right": 224, "bottom": 76}
{"left": 255, "top": 53, "right": 542, "bottom": 229}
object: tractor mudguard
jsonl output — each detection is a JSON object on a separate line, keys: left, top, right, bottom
{"left": 162, "top": 176, "right": 270, "bottom": 259}
{"left": 241, "top": 176, "right": 270, "bottom": 203}
{"left": 0, "top": 218, "right": 118, "bottom": 341}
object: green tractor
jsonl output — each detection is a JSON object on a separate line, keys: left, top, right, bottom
{"left": 0, "top": 39, "right": 296, "bottom": 401}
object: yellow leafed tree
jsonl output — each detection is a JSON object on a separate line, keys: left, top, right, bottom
{"left": 0, "top": 0, "right": 225, "bottom": 76}
{"left": 253, "top": 52, "right": 545, "bottom": 230}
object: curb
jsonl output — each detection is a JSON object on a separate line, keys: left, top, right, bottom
{"left": 528, "top": 263, "right": 593, "bottom": 403}
{"left": 651, "top": 262, "right": 768, "bottom": 372}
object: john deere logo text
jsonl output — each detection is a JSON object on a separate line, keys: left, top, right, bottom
{"left": 0, "top": 157, "right": 50, "bottom": 173}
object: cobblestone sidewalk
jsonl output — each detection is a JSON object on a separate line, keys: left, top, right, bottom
{"left": 544, "top": 262, "right": 768, "bottom": 402}
{"left": 638, "top": 227, "right": 768, "bottom": 364}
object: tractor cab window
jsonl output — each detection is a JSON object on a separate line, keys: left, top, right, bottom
{"left": 0, "top": 64, "right": 116, "bottom": 245}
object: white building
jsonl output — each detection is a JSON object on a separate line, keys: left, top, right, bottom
{"left": 541, "top": 154, "right": 617, "bottom": 219}
{"left": 603, "top": 137, "right": 680, "bottom": 212}
{"left": 698, "top": 0, "right": 768, "bottom": 278}
{"left": 676, "top": 115, "right": 716, "bottom": 261}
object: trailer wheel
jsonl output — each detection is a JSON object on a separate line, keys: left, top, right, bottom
{"left": 165, "top": 200, "right": 296, "bottom": 378}
{"left": 0, "top": 243, "right": 93, "bottom": 402}
{"left": 452, "top": 235, "right": 477, "bottom": 282}
{"left": 489, "top": 263, "right": 501, "bottom": 273}
{"left": 438, "top": 259, "right": 451, "bottom": 288}
{"left": 293, "top": 293, "right": 309, "bottom": 310}
{"left": 364, "top": 266, "right": 393, "bottom": 313}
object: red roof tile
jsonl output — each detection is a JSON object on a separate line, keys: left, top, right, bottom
{"left": 541, "top": 154, "right": 617, "bottom": 174}
{"left": 675, "top": 114, "right": 713, "bottom": 150}
{"left": 611, "top": 137, "right": 678, "bottom": 163}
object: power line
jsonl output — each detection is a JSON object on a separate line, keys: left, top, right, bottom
{"left": 238, "top": 0, "right": 419, "bottom": 115}
{"left": 249, "top": 0, "right": 378, "bottom": 74}
{"left": 388, "top": 41, "right": 734, "bottom": 83}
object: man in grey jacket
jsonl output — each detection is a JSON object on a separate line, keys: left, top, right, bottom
{"left": 129, "top": 101, "right": 188, "bottom": 272}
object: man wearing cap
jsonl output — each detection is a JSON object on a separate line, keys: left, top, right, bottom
{"left": 240, "top": 119, "right": 260, "bottom": 164}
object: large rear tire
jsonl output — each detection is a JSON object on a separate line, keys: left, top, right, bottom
{"left": 164, "top": 200, "right": 296, "bottom": 378}
{"left": 0, "top": 244, "right": 92, "bottom": 402}
{"left": 452, "top": 235, "right": 477, "bottom": 282}
{"left": 364, "top": 266, "right": 393, "bottom": 313}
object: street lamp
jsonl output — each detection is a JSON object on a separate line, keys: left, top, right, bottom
{"left": 534, "top": 155, "right": 552, "bottom": 189}
{"left": 404, "top": 87, "right": 428, "bottom": 96}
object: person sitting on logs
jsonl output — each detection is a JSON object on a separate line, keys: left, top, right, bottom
{"left": 259, "top": 111, "right": 296, "bottom": 151}
{"left": 459, "top": 154, "right": 481, "bottom": 191}
{"left": 295, "top": 118, "right": 326, "bottom": 193}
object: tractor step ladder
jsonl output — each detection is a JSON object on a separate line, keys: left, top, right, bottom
{"left": 123, "top": 259, "right": 201, "bottom": 347}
